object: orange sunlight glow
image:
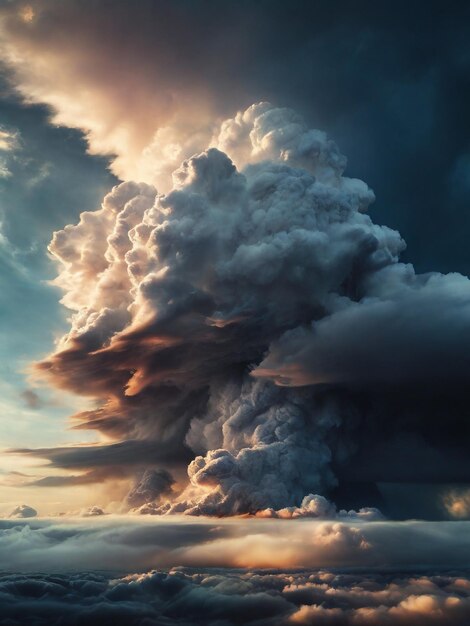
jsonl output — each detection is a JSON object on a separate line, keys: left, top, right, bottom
{"left": 19, "top": 5, "right": 34, "bottom": 23}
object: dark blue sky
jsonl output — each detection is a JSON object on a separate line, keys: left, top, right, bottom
{"left": 0, "top": 72, "right": 116, "bottom": 454}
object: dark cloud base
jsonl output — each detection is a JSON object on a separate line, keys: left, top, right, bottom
{"left": 1, "top": 567, "right": 470, "bottom": 626}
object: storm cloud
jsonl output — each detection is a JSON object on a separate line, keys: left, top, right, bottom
{"left": 10, "top": 101, "right": 467, "bottom": 517}
{"left": 24, "top": 104, "right": 376, "bottom": 513}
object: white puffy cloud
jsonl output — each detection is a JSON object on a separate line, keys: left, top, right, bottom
{"left": 9, "top": 504, "right": 37, "bottom": 518}
{"left": 256, "top": 494, "right": 383, "bottom": 521}
{"left": 81, "top": 505, "right": 106, "bottom": 517}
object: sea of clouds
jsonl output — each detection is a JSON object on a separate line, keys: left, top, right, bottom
{"left": 0, "top": 517, "right": 470, "bottom": 624}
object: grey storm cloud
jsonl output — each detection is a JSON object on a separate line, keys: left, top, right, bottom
{"left": 127, "top": 469, "right": 175, "bottom": 508}
{"left": 17, "top": 102, "right": 470, "bottom": 517}
{"left": 255, "top": 269, "right": 470, "bottom": 387}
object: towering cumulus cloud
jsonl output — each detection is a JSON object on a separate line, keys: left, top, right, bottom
{"left": 29, "top": 103, "right": 470, "bottom": 515}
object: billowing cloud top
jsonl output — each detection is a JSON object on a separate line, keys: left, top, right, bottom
{"left": 12, "top": 101, "right": 468, "bottom": 518}
{"left": 9, "top": 504, "right": 37, "bottom": 518}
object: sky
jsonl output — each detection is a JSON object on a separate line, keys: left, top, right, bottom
{"left": 2, "top": 1, "right": 470, "bottom": 622}
{"left": 1, "top": 0, "right": 470, "bottom": 518}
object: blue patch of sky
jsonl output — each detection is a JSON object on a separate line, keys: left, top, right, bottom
{"left": 0, "top": 72, "right": 117, "bottom": 449}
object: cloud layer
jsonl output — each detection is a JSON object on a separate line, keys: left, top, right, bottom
{"left": 2, "top": 517, "right": 470, "bottom": 572}
{"left": 2, "top": 517, "right": 470, "bottom": 624}
{"left": 2, "top": 568, "right": 470, "bottom": 626}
